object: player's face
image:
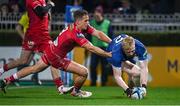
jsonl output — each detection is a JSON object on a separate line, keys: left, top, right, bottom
{"left": 123, "top": 46, "right": 135, "bottom": 58}
{"left": 78, "top": 15, "right": 89, "bottom": 30}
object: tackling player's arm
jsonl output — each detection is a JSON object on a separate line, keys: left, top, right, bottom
{"left": 82, "top": 42, "right": 112, "bottom": 57}
{"left": 91, "top": 29, "right": 112, "bottom": 43}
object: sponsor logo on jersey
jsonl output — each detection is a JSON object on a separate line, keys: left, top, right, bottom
{"left": 77, "top": 33, "right": 85, "bottom": 38}
{"left": 28, "top": 41, "right": 35, "bottom": 49}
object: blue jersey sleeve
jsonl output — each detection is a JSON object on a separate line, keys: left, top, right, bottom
{"left": 135, "top": 40, "right": 148, "bottom": 60}
{"left": 106, "top": 38, "right": 124, "bottom": 67}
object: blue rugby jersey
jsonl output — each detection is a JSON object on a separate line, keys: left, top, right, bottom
{"left": 106, "top": 34, "right": 147, "bottom": 68}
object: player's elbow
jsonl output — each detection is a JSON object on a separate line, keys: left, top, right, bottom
{"left": 83, "top": 43, "right": 95, "bottom": 52}
{"left": 114, "top": 74, "right": 122, "bottom": 80}
{"left": 87, "top": 46, "right": 95, "bottom": 52}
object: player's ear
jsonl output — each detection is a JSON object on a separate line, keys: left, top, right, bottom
{"left": 75, "top": 19, "right": 80, "bottom": 25}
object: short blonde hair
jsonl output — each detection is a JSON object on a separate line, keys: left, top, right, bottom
{"left": 121, "top": 36, "right": 135, "bottom": 50}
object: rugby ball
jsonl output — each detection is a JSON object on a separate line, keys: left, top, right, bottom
{"left": 131, "top": 87, "right": 146, "bottom": 100}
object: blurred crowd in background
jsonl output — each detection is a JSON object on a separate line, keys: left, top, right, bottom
{"left": 0, "top": 0, "right": 179, "bottom": 15}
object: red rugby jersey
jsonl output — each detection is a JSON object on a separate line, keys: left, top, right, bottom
{"left": 26, "top": 0, "right": 49, "bottom": 34}
{"left": 46, "top": 24, "right": 95, "bottom": 58}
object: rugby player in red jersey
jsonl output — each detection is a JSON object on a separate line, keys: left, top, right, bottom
{"left": 0, "top": 9, "right": 112, "bottom": 97}
{"left": 0, "top": 0, "right": 72, "bottom": 94}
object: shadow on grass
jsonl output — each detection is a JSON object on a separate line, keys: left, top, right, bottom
{"left": 60, "top": 95, "right": 126, "bottom": 100}
{"left": 0, "top": 95, "right": 26, "bottom": 99}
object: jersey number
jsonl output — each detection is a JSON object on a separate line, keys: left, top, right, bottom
{"left": 115, "top": 35, "right": 124, "bottom": 44}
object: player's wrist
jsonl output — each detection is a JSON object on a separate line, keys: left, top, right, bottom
{"left": 142, "top": 84, "right": 147, "bottom": 89}
{"left": 104, "top": 51, "right": 112, "bottom": 57}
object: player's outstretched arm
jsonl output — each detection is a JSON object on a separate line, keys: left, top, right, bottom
{"left": 139, "top": 60, "right": 148, "bottom": 86}
{"left": 91, "top": 30, "right": 112, "bottom": 43}
{"left": 82, "top": 42, "right": 112, "bottom": 57}
{"left": 112, "top": 66, "right": 132, "bottom": 97}
{"left": 112, "top": 66, "right": 129, "bottom": 90}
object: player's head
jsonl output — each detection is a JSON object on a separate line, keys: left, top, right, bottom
{"left": 121, "top": 36, "right": 135, "bottom": 58}
{"left": 73, "top": 9, "right": 89, "bottom": 30}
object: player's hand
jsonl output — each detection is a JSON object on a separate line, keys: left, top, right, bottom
{"left": 47, "top": 0, "right": 55, "bottom": 7}
{"left": 106, "top": 52, "right": 112, "bottom": 58}
{"left": 124, "top": 88, "right": 133, "bottom": 98}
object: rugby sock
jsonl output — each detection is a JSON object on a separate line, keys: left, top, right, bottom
{"left": 3, "top": 64, "right": 8, "bottom": 72}
{"left": 5, "top": 76, "right": 15, "bottom": 84}
{"left": 54, "top": 77, "right": 63, "bottom": 88}
{"left": 13, "top": 73, "right": 18, "bottom": 80}
{"left": 72, "top": 86, "right": 80, "bottom": 93}
{"left": 4, "top": 73, "right": 18, "bottom": 84}
{"left": 73, "top": 83, "right": 81, "bottom": 92}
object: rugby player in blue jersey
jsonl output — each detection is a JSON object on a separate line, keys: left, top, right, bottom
{"left": 107, "top": 34, "right": 148, "bottom": 98}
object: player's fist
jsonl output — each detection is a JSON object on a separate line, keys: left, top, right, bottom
{"left": 124, "top": 88, "right": 133, "bottom": 98}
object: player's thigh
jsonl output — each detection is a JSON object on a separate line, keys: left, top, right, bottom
{"left": 66, "top": 61, "right": 88, "bottom": 76}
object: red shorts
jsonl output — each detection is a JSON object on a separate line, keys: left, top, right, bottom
{"left": 41, "top": 51, "right": 71, "bottom": 70}
{"left": 22, "top": 32, "right": 52, "bottom": 53}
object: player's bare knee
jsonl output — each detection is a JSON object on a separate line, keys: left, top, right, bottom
{"left": 83, "top": 70, "right": 88, "bottom": 78}
{"left": 81, "top": 67, "right": 88, "bottom": 77}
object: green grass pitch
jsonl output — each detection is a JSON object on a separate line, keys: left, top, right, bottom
{"left": 0, "top": 86, "right": 180, "bottom": 105}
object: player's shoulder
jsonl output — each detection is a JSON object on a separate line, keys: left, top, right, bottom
{"left": 135, "top": 39, "right": 147, "bottom": 52}
{"left": 135, "top": 39, "right": 145, "bottom": 47}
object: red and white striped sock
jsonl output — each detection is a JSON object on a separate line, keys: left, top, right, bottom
{"left": 54, "top": 77, "right": 63, "bottom": 88}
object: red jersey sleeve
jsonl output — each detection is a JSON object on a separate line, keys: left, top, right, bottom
{"left": 73, "top": 33, "right": 89, "bottom": 46}
{"left": 86, "top": 24, "right": 95, "bottom": 34}
{"left": 28, "top": 0, "right": 41, "bottom": 9}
